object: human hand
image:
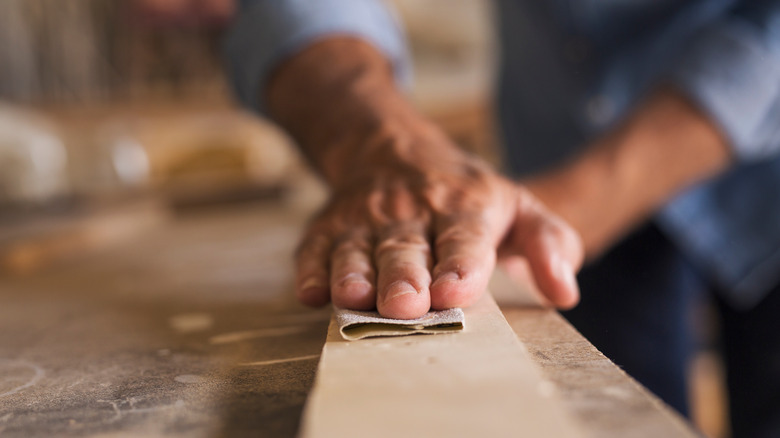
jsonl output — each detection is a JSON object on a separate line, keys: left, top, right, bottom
{"left": 293, "top": 128, "right": 583, "bottom": 319}
{"left": 265, "top": 38, "right": 583, "bottom": 319}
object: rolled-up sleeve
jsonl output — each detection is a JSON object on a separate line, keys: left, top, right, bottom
{"left": 224, "top": 0, "right": 411, "bottom": 114}
{"left": 669, "top": 0, "right": 780, "bottom": 160}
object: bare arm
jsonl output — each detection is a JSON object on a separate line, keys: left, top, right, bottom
{"left": 526, "top": 89, "right": 730, "bottom": 257}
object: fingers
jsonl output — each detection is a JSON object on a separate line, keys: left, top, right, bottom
{"left": 295, "top": 232, "right": 332, "bottom": 307}
{"left": 430, "top": 216, "right": 496, "bottom": 310}
{"left": 374, "top": 223, "right": 432, "bottom": 319}
{"left": 297, "top": 185, "right": 584, "bottom": 316}
{"left": 500, "top": 193, "right": 584, "bottom": 309}
{"left": 329, "top": 229, "right": 376, "bottom": 310}
{"left": 296, "top": 218, "right": 434, "bottom": 319}
{"left": 514, "top": 229, "right": 580, "bottom": 309}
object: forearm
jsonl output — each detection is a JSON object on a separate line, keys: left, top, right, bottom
{"left": 267, "top": 37, "right": 449, "bottom": 188}
{"left": 527, "top": 88, "right": 731, "bottom": 256}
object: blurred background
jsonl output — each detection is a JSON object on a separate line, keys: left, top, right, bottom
{"left": 0, "top": 1, "right": 726, "bottom": 436}
{"left": 0, "top": 0, "right": 496, "bottom": 270}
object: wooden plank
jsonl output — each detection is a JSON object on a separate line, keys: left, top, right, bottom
{"left": 489, "top": 266, "right": 699, "bottom": 437}
{"left": 489, "top": 267, "right": 700, "bottom": 437}
{"left": 300, "top": 293, "right": 582, "bottom": 438}
{"left": 502, "top": 307, "right": 700, "bottom": 438}
{"left": 0, "top": 201, "right": 704, "bottom": 437}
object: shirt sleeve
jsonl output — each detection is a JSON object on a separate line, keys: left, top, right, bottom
{"left": 224, "top": 0, "right": 412, "bottom": 115}
{"left": 668, "top": 0, "right": 780, "bottom": 161}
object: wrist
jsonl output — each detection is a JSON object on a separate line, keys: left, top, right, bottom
{"left": 268, "top": 37, "right": 431, "bottom": 187}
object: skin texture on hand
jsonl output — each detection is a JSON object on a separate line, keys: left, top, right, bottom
{"left": 267, "top": 38, "right": 583, "bottom": 319}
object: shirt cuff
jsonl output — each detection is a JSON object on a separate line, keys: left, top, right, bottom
{"left": 668, "top": 18, "right": 780, "bottom": 161}
{"left": 224, "top": 0, "right": 412, "bottom": 115}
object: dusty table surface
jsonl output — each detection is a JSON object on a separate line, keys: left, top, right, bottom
{"left": 0, "top": 202, "right": 699, "bottom": 437}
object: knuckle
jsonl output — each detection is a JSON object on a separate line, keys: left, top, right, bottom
{"left": 332, "top": 257, "right": 374, "bottom": 278}
{"left": 514, "top": 185, "right": 542, "bottom": 214}
{"left": 332, "top": 229, "right": 373, "bottom": 253}
{"left": 375, "top": 234, "right": 430, "bottom": 258}
{"left": 381, "top": 264, "right": 432, "bottom": 285}
{"left": 437, "top": 188, "right": 485, "bottom": 214}
{"left": 295, "top": 233, "right": 331, "bottom": 260}
{"left": 539, "top": 216, "right": 578, "bottom": 245}
{"left": 331, "top": 242, "right": 369, "bottom": 261}
{"left": 541, "top": 220, "right": 568, "bottom": 239}
{"left": 435, "top": 223, "right": 489, "bottom": 247}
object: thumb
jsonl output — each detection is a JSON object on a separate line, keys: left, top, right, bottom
{"left": 498, "top": 189, "right": 584, "bottom": 309}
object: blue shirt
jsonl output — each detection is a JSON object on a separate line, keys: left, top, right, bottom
{"left": 226, "top": 0, "right": 780, "bottom": 309}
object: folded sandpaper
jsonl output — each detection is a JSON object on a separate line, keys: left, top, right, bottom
{"left": 334, "top": 307, "right": 465, "bottom": 341}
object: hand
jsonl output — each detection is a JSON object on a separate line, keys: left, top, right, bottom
{"left": 266, "top": 38, "right": 582, "bottom": 319}
{"left": 293, "top": 128, "right": 583, "bottom": 319}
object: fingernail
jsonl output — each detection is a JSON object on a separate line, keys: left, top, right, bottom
{"left": 300, "top": 277, "right": 326, "bottom": 292}
{"left": 432, "top": 271, "right": 460, "bottom": 287}
{"left": 551, "top": 254, "right": 578, "bottom": 293}
{"left": 384, "top": 281, "right": 420, "bottom": 303}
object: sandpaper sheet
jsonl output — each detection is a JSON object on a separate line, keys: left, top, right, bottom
{"left": 333, "top": 307, "right": 465, "bottom": 341}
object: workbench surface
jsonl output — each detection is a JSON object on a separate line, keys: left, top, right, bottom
{"left": 0, "top": 202, "right": 698, "bottom": 437}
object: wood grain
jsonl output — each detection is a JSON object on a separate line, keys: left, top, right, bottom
{"left": 503, "top": 307, "right": 700, "bottom": 438}
{"left": 0, "top": 201, "right": 703, "bottom": 437}
{"left": 301, "top": 293, "right": 582, "bottom": 438}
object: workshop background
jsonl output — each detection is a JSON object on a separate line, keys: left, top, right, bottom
{"left": 0, "top": 1, "right": 726, "bottom": 436}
